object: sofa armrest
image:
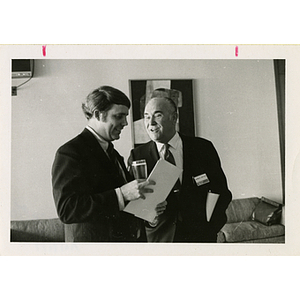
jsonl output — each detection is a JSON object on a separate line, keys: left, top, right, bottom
{"left": 11, "top": 218, "right": 65, "bottom": 242}
{"left": 225, "top": 197, "right": 261, "bottom": 223}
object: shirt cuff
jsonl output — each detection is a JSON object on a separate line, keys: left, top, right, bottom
{"left": 115, "top": 188, "right": 125, "bottom": 211}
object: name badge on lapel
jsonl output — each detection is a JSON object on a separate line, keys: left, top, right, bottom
{"left": 193, "top": 173, "right": 210, "bottom": 186}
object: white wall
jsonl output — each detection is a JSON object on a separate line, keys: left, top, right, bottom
{"left": 11, "top": 59, "right": 282, "bottom": 220}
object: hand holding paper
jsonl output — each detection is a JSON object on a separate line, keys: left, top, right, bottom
{"left": 124, "top": 159, "right": 182, "bottom": 222}
{"left": 120, "top": 179, "right": 155, "bottom": 201}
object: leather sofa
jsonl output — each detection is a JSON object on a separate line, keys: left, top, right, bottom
{"left": 11, "top": 197, "right": 285, "bottom": 243}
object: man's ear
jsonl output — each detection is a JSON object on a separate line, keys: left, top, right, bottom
{"left": 94, "top": 110, "right": 100, "bottom": 120}
{"left": 172, "top": 111, "right": 178, "bottom": 124}
{"left": 99, "top": 111, "right": 107, "bottom": 122}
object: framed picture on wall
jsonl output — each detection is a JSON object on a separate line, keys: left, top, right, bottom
{"left": 129, "top": 79, "right": 195, "bottom": 147}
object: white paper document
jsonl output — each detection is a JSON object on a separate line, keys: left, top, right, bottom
{"left": 124, "top": 159, "right": 182, "bottom": 222}
{"left": 206, "top": 191, "right": 220, "bottom": 222}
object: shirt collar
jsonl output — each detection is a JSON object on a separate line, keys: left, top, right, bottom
{"left": 86, "top": 125, "right": 109, "bottom": 151}
{"left": 155, "top": 132, "right": 180, "bottom": 152}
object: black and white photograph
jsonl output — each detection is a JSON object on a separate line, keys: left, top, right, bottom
{"left": 1, "top": 45, "right": 300, "bottom": 257}
{"left": 2, "top": 2, "right": 300, "bottom": 297}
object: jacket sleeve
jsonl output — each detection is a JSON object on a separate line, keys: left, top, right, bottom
{"left": 205, "top": 141, "right": 232, "bottom": 233}
{"left": 51, "top": 147, "right": 120, "bottom": 224}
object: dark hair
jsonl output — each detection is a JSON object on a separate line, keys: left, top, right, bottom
{"left": 82, "top": 85, "right": 131, "bottom": 120}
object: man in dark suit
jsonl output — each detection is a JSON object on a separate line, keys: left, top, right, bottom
{"left": 128, "top": 93, "right": 232, "bottom": 242}
{"left": 52, "top": 86, "right": 164, "bottom": 242}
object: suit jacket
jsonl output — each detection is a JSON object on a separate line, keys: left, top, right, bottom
{"left": 52, "top": 128, "right": 141, "bottom": 242}
{"left": 128, "top": 134, "right": 232, "bottom": 242}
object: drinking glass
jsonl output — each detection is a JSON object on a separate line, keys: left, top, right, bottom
{"left": 132, "top": 159, "right": 147, "bottom": 179}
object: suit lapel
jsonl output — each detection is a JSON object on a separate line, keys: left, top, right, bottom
{"left": 147, "top": 141, "right": 160, "bottom": 172}
{"left": 179, "top": 134, "right": 188, "bottom": 184}
{"left": 81, "top": 128, "right": 129, "bottom": 180}
{"left": 181, "top": 134, "right": 207, "bottom": 187}
{"left": 180, "top": 134, "right": 193, "bottom": 186}
{"left": 115, "top": 150, "right": 132, "bottom": 182}
{"left": 80, "top": 129, "right": 111, "bottom": 165}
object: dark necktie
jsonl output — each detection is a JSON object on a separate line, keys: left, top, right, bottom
{"left": 164, "top": 143, "right": 175, "bottom": 164}
{"left": 107, "top": 142, "right": 126, "bottom": 184}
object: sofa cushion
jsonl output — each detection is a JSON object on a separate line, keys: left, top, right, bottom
{"left": 219, "top": 221, "right": 285, "bottom": 243}
{"left": 226, "top": 197, "right": 261, "bottom": 223}
{"left": 11, "top": 218, "right": 65, "bottom": 242}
